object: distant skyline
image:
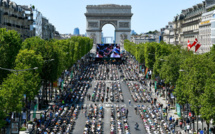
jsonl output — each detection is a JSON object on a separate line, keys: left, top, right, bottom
{"left": 13, "top": 0, "right": 204, "bottom": 37}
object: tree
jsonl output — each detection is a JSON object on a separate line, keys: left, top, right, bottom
{"left": 15, "top": 49, "right": 44, "bottom": 100}
{"left": 0, "top": 28, "right": 22, "bottom": 84}
{"left": 0, "top": 73, "right": 26, "bottom": 114}
{"left": 200, "top": 74, "right": 215, "bottom": 133}
{"left": 144, "top": 42, "right": 156, "bottom": 69}
{"left": 159, "top": 52, "right": 181, "bottom": 85}
{"left": 175, "top": 54, "right": 215, "bottom": 132}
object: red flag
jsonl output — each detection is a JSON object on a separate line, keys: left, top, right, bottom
{"left": 195, "top": 43, "right": 201, "bottom": 52}
{"left": 187, "top": 40, "right": 191, "bottom": 51}
{"left": 190, "top": 38, "right": 198, "bottom": 48}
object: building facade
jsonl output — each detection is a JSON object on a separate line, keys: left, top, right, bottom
{"left": 131, "top": 33, "right": 159, "bottom": 44}
{"left": 131, "top": 30, "right": 137, "bottom": 35}
{"left": 0, "top": 0, "right": 34, "bottom": 40}
{"left": 161, "top": 22, "right": 174, "bottom": 44}
{"left": 173, "top": 2, "right": 206, "bottom": 50}
{"left": 73, "top": 27, "right": 80, "bottom": 35}
{"left": 42, "top": 17, "right": 55, "bottom": 40}
{"left": 198, "top": 0, "right": 215, "bottom": 53}
{"left": 34, "top": 9, "right": 42, "bottom": 38}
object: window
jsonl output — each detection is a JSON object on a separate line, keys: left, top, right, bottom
{"left": 212, "top": 22, "right": 215, "bottom": 28}
{"left": 212, "top": 30, "right": 215, "bottom": 36}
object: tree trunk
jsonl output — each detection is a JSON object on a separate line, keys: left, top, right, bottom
{"left": 51, "top": 81, "right": 53, "bottom": 101}
{"left": 42, "top": 80, "right": 46, "bottom": 106}
{"left": 207, "top": 122, "right": 209, "bottom": 134}
{"left": 45, "top": 81, "right": 48, "bottom": 105}
{"left": 197, "top": 115, "right": 198, "bottom": 133}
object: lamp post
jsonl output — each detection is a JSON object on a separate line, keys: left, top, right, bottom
{"left": 0, "top": 67, "right": 38, "bottom": 76}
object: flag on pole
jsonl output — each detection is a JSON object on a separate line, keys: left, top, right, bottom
{"left": 187, "top": 40, "right": 191, "bottom": 51}
{"left": 195, "top": 42, "right": 201, "bottom": 52}
{"left": 190, "top": 38, "right": 198, "bottom": 48}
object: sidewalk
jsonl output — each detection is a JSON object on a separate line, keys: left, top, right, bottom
{"left": 146, "top": 79, "right": 195, "bottom": 134}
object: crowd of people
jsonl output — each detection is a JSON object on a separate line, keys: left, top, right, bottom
{"left": 29, "top": 51, "right": 213, "bottom": 134}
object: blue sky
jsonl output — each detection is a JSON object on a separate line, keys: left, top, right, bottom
{"left": 14, "top": 0, "right": 203, "bottom": 37}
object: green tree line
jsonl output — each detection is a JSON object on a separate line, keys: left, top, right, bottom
{"left": 0, "top": 28, "right": 93, "bottom": 127}
{"left": 124, "top": 39, "right": 215, "bottom": 132}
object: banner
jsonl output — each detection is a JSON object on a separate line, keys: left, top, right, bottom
{"left": 61, "top": 80, "right": 64, "bottom": 90}
{"left": 53, "top": 81, "right": 58, "bottom": 87}
{"left": 145, "top": 68, "right": 148, "bottom": 76}
{"left": 176, "top": 103, "right": 181, "bottom": 117}
{"left": 155, "top": 81, "right": 157, "bottom": 90}
{"left": 33, "top": 104, "right": 37, "bottom": 118}
{"left": 70, "top": 71, "right": 73, "bottom": 78}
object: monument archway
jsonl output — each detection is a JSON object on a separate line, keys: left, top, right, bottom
{"left": 85, "top": 4, "right": 133, "bottom": 46}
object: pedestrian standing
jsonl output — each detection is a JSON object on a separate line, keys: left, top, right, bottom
{"left": 180, "top": 121, "right": 183, "bottom": 129}
{"left": 187, "top": 124, "right": 190, "bottom": 133}
{"left": 165, "top": 106, "right": 168, "bottom": 112}
{"left": 134, "top": 106, "right": 137, "bottom": 115}
{"left": 129, "top": 100, "right": 131, "bottom": 105}
{"left": 184, "top": 125, "right": 187, "bottom": 133}
{"left": 85, "top": 109, "right": 87, "bottom": 117}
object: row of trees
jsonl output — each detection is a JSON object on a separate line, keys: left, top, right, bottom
{"left": 124, "top": 40, "right": 215, "bottom": 132}
{"left": 0, "top": 28, "right": 93, "bottom": 127}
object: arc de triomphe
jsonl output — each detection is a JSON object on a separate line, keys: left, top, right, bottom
{"left": 85, "top": 4, "right": 133, "bottom": 45}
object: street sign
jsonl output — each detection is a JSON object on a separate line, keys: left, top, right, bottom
{"left": 189, "top": 112, "right": 192, "bottom": 117}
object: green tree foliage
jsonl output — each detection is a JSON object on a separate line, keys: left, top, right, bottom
{"left": 0, "top": 34, "right": 93, "bottom": 128}
{"left": 0, "top": 73, "right": 25, "bottom": 113}
{"left": 176, "top": 54, "right": 215, "bottom": 117}
{"left": 0, "top": 28, "right": 22, "bottom": 84}
{"left": 144, "top": 42, "right": 156, "bottom": 69}
{"left": 125, "top": 40, "right": 215, "bottom": 125}
{"left": 159, "top": 52, "right": 181, "bottom": 85}
{"left": 200, "top": 74, "right": 215, "bottom": 129}
{"left": 15, "top": 49, "right": 44, "bottom": 100}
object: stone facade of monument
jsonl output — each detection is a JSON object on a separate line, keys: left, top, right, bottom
{"left": 85, "top": 4, "right": 132, "bottom": 45}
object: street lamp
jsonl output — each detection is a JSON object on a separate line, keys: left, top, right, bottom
{"left": 160, "top": 59, "right": 165, "bottom": 61}
{"left": 179, "top": 69, "right": 185, "bottom": 72}
{"left": 148, "top": 53, "right": 155, "bottom": 55}
{"left": 0, "top": 67, "right": 38, "bottom": 75}
{"left": 44, "top": 59, "right": 54, "bottom": 62}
